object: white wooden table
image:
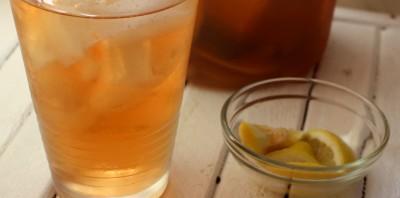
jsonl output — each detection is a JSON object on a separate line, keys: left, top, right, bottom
{"left": 1, "top": 1, "right": 400, "bottom": 197}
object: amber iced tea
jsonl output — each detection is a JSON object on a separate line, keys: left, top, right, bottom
{"left": 11, "top": 0, "right": 197, "bottom": 197}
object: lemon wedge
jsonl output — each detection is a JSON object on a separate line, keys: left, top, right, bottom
{"left": 264, "top": 142, "right": 347, "bottom": 180}
{"left": 304, "top": 129, "right": 356, "bottom": 166}
{"left": 238, "top": 121, "right": 271, "bottom": 154}
{"left": 266, "top": 141, "right": 320, "bottom": 164}
{"left": 264, "top": 142, "right": 329, "bottom": 179}
{"left": 239, "top": 122, "right": 303, "bottom": 154}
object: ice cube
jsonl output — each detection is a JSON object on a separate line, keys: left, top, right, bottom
{"left": 31, "top": 61, "right": 96, "bottom": 134}
{"left": 150, "top": 19, "right": 190, "bottom": 78}
{"left": 83, "top": 7, "right": 192, "bottom": 112}
{"left": 93, "top": 31, "right": 154, "bottom": 86}
{"left": 16, "top": 9, "right": 84, "bottom": 69}
{"left": 23, "top": 0, "right": 133, "bottom": 69}
{"left": 87, "top": 33, "right": 156, "bottom": 112}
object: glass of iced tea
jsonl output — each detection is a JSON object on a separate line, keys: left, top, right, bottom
{"left": 10, "top": 0, "right": 197, "bottom": 197}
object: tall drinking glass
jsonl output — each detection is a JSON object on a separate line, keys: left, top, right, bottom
{"left": 10, "top": 0, "right": 198, "bottom": 197}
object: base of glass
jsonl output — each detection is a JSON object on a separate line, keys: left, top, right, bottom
{"left": 56, "top": 172, "right": 169, "bottom": 198}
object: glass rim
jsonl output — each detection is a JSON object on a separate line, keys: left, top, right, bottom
{"left": 220, "top": 77, "right": 390, "bottom": 174}
{"left": 21, "top": 0, "right": 186, "bottom": 18}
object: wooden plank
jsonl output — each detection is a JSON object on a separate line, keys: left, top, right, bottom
{"left": 215, "top": 155, "right": 288, "bottom": 198}
{"left": 300, "top": 21, "right": 378, "bottom": 197}
{"left": 366, "top": 27, "right": 400, "bottom": 198}
{"left": 162, "top": 84, "right": 233, "bottom": 198}
{"left": 0, "top": 0, "right": 19, "bottom": 66}
{"left": 316, "top": 21, "right": 378, "bottom": 95}
{"left": 304, "top": 20, "right": 378, "bottom": 133}
{"left": 0, "top": 112, "right": 53, "bottom": 198}
{"left": 0, "top": 46, "right": 52, "bottom": 197}
{"left": 0, "top": 48, "right": 33, "bottom": 155}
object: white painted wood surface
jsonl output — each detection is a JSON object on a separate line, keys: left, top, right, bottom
{"left": 0, "top": 0, "right": 18, "bottom": 66}
{"left": 1, "top": 3, "right": 400, "bottom": 198}
{"left": 366, "top": 27, "right": 400, "bottom": 198}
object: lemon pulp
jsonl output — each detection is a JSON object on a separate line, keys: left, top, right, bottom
{"left": 239, "top": 121, "right": 304, "bottom": 155}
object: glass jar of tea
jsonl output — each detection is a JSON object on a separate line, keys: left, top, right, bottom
{"left": 189, "top": 0, "right": 336, "bottom": 88}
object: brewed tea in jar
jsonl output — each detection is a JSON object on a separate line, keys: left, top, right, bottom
{"left": 189, "top": 0, "right": 336, "bottom": 88}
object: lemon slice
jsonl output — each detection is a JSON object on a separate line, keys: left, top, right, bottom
{"left": 263, "top": 142, "right": 331, "bottom": 180}
{"left": 239, "top": 122, "right": 303, "bottom": 154}
{"left": 239, "top": 121, "right": 271, "bottom": 154}
{"left": 304, "top": 129, "right": 356, "bottom": 166}
{"left": 266, "top": 141, "right": 320, "bottom": 164}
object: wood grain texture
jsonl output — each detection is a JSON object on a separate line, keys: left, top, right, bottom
{"left": 0, "top": 48, "right": 33, "bottom": 155}
{"left": 316, "top": 21, "right": 378, "bottom": 95}
{"left": 162, "top": 84, "right": 233, "bottom": 198}
{"left": 215, "top": 155, "right": 285, "bottom": 198}
{"left": 0, "top": 112, "right": 52, "bottom": 198}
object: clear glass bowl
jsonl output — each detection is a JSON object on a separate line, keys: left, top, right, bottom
{"left": 221, "top": 78, "right": 389, "bottom": 197}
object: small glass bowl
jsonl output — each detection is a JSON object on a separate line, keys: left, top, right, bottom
{"left": 221, "top": 78, "right": 389, "bottom": 197}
